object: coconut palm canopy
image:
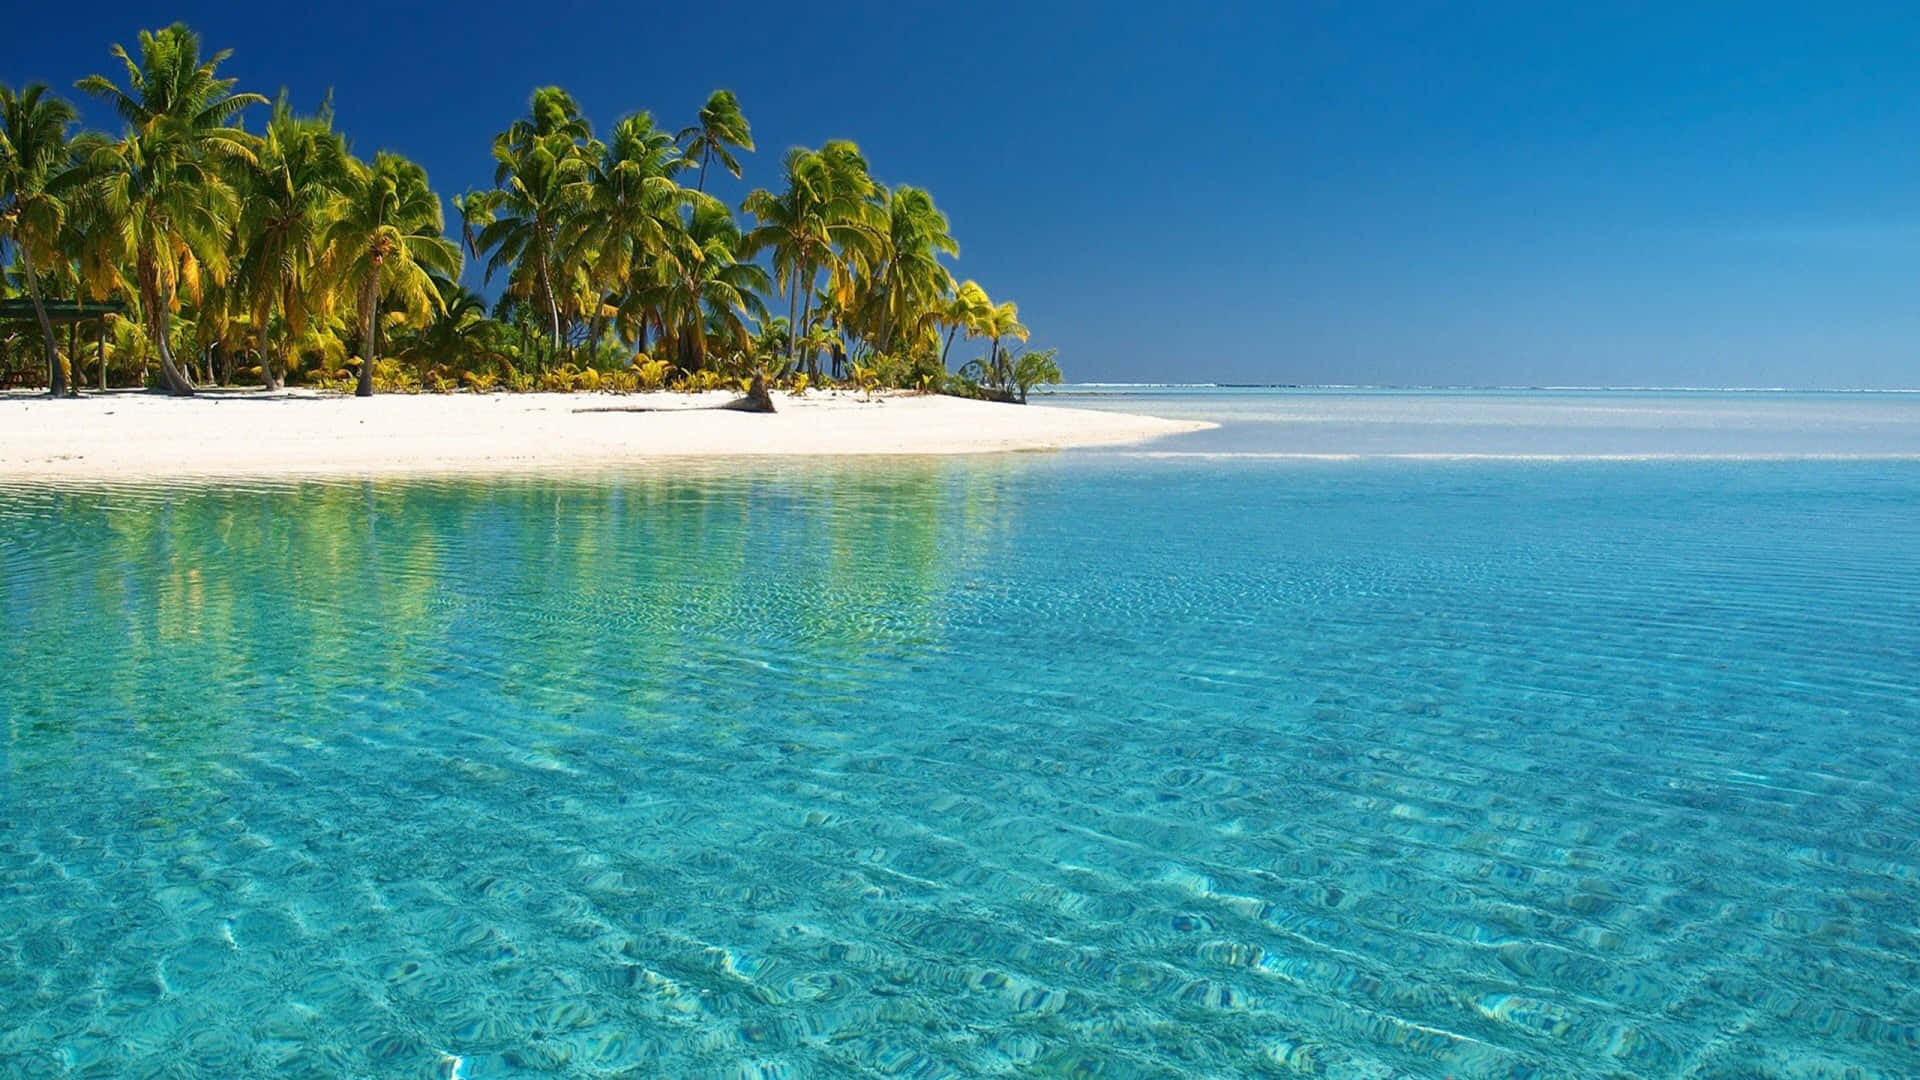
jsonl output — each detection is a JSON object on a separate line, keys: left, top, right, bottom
{"left": 0, "top": 22, "right": 1058, "bottom": 401}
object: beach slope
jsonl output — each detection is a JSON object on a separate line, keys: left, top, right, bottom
{"left": 0, "top": 390, "right": 1211, "bottom": 479}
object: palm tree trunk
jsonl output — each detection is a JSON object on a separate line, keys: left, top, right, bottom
{"left": 941, "top": 327, "right": 958, "bottom": 371}
{"left": 539, "top": 256, "right": 562, "bottom": 351}
{"left": 67, "top": 321, "right": 80, "bottom": 397}
{"left": 19, "top": 256, "right": 66, "bottom": 398}
{"left": 798, "top": 263, "right": 817, "bottom": 379}
{"left": 784, "top": 273, "right": 799, "bottom": 375}
{"left": 97, "top": 320, "right": 107, "bottom": 391}
{"left": 263, "top": 289, "right": 289, "bottom": 390}
{"left": 262, "top": 323, "right": 285, "bottom": 391}
{"left": 697, "top": 145, "right": 712, "bottom": 194}
{"left": 141, "top": 265, "right": 195, "bottom": 396}
{"left": 356, "top": 277, "right": 380, "bottom": 397}
{"left": 152, "top": 321, "right": 192, "bottom": 394}
{"left": 689, "top": 287, "right": 707, "bottom": 371}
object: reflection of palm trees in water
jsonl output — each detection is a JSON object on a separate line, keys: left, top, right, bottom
{"left": 0, "top": 464, "right": 1025, "bottom": 743}
{"left": 457, "top": 462, "right": 1022, "bottom": 720}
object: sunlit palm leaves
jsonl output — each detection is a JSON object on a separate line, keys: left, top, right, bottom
{"left": 677, "top": 89, "right": 754, "bottom": 194}
{"left": 320, "top": 152, "right": 460, "bottom": 396}
{"left": 655, "top": 200, "right": 770, "bottom": 368}
{"left": 1, "top": 83, "right": 86, "bottom": 394}
{"left": 237, "top": 95, "right": 348, "bottom": 389}
{"left": 741, "top": 141, "right": 884, "bottom": 376}
{"left": 848, "top": 185, "right": 958, "bottom": 357}
{"left": 567, "top": 111, "right": 697, "bottom": 351}
{"left": 75, "top": 22, "right": 265, "bottom": 395}
{"left": 466, "top": 88, "right": 592, "bottom": 351}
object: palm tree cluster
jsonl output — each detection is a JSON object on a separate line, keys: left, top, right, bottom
{"left": 0, "top": 23, "right": 1060, "bottom": 400}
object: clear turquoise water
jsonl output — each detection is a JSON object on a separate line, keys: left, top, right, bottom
{"left": 3, "top": 392, "right": 1920, "bottom": 1078}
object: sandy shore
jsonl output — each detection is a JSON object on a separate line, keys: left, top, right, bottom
{"left": 0, "top": 389, "right": 1211, "bottom": 479}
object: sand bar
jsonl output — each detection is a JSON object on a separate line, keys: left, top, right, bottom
{"left": 0, "top": 389, "right": 1212, "bottom": 480}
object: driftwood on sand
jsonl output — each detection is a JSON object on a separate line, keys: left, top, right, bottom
{"left": 572, "top": 374, "right": 776, "bottom": 416}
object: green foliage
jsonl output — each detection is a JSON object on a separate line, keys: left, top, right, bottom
{"left": 634, "top": 356, "right": 673, "bottom": 390}
{"left": 0, "top": 82, "right": 85, "bottom": 394}
{"left": 1012, "top": 348, "right": 1063, "bottom": 403}
{"left": 677, "top": 90, "right": 754, "bottom": 193}
{"left": 321, "top": 151, "right": 460, "bottom": 395}
{"left": 10, "top": 24, "right": 1062, "bottom": 412}
{"left": 668, "top": 368, "right": 730, "bottom": 393}
{"left": 75, "top": 23, "right": 266, "bottom": 394}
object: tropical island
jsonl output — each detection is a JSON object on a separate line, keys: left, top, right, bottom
{"left": 0, "top": 24, "right": 1204, "bottom": 473}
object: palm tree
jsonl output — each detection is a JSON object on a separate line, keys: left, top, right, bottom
{"left": 975, "top": 299, "right": 1027, "bottom": 390}
{"left": 237, "top": 94, "right": 347, "bottom": 389}
{"left": 676, "top": 90, "right": 753, "bottom": 194}
{"left": 567, "top": 111, "right": 693, "bottom": 348}
{"left": 739, "top": 158, "right": 808, "bottom": 374}
{"left": 806, "top": 142, "right": 886, "bottom": 374}
{"left": 321, "top": 152, "right": 459, "bottom": 396}
{"left": 499, "top": 86, "right": 591, "bottom": 155}
{"left": 0, "top": 83, "right": 82, "bottom": 396}
{"left": 468, "top": 88, "right": 591, "bottom": 354}
{"left": 741, "top": 141, "right": 881, "bottom": 377}
{"left": 1010, "top": 347, "right": 1061, "bottom": 403}
{"left": 394, "top": 279, "right": 507, "bottom": 374}
{"left": 936, "top": 280, "right": 991, "bottom": 371}
{"left": 858, "top": 184, "right": 957, "bottom": 355}
{"left": 76, "top": 23, "right": 264, "bottom": 395}
{"left": 656, "top": 199, "right": 769, "bottom": 369}
{"left": 60, "top": 172, "right": 133, "bottom": 390}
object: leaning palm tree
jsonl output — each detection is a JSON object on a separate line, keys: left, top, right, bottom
{"left": 237, "top": 94, "right": 348, "bottom": 389}
{"left": 76, "top": 23, "right": 264, "bottom": 395}
{"left": 320, "top": 152, "right": 459, "bottom": 396}
{"left": 676, "top": 90, "right": 753, "bottom": 194}
{"left": 936, "top": 280, "right": 991, "bottom": 371}
{"left": 974, "top": 299, "right": 1027, "bottom": 390}
{"left": 0, "top": 83, "right": 83, "bottom": 396}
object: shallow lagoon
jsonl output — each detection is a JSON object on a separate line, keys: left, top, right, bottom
{"left": 3, "top": 392, "right": 1918, "bottom": 1077}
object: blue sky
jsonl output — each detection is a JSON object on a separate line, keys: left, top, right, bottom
{"left": 8, "top": 2, "right": 1920, "bottom": 387}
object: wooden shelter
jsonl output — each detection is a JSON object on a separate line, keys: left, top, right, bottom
{"left": 0, "top": 298, "right": 127, "bottom": 391}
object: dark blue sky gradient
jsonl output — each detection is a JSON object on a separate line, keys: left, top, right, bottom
{"left": 9, "top": 2, "right": 1920, "bottom": 386}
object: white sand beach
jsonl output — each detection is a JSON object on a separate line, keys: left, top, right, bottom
{"left": 0, "top": 389, "right": 1212, "bottom": 479}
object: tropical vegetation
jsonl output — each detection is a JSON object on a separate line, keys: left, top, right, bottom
{"left": 0, "top": 23, "right": 1060, "bottom": 403}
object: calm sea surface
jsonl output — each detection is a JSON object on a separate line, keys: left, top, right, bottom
{"left": 3, "top": 390, "right": 1918, "bottom": 1078}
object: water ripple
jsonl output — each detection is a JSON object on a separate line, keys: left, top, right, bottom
{"left": 1, "top": 461, "right": 1917, "bottom": 1076}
